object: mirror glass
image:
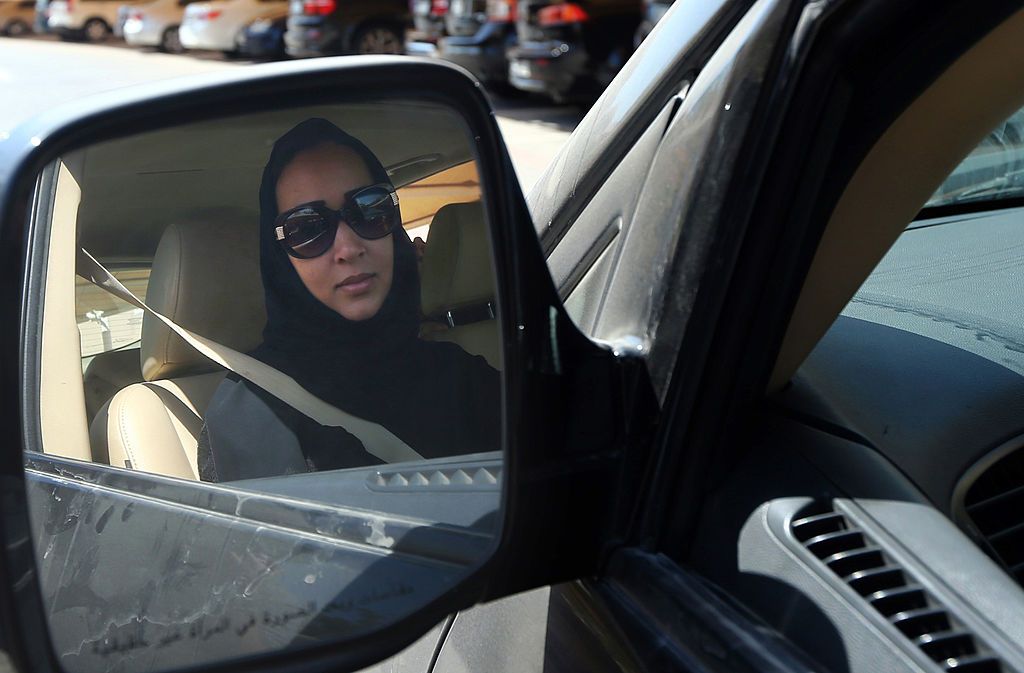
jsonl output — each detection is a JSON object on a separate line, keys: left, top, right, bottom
{"left": 22, "top": 100, "right": 503, "bottom": 672}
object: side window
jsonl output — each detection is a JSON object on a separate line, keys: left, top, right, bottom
{"left": 926, "top": 108, "right": 1024, "bottom": 209}
{"left": 397, "top": 159, "right": 481, "bottom": 240}
{"left": 76, "top": 267, "right": 147, "bottom": 363}
{"left": 25, "top": 103, "right": 505, "bottom": 673}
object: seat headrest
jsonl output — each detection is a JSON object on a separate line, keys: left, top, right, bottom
{"left": 420, "top": 201, "right": 494, "bottom": 318}
{"left": 141, "top": 214, "right": 266, "bottom": 381}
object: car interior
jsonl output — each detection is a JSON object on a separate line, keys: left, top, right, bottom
{"left": 535, "top": 8, "right": 1024, "bottom": 671}
{"left": 34, "top": 101, "right": 500, "bottom": 481}
{"left": 684, "top": 10, "right": 1024, "bottom": 672}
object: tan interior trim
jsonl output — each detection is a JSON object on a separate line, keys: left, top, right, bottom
{"left": 39, "top": 161, "right": 92, "bottom": 460}
{"left": 770, "top": 8, "right": 1024, "bottom": 391}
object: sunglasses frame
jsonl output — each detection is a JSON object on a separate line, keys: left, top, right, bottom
{"left": 274, "top": 182, "right": 401, "bottom": 259}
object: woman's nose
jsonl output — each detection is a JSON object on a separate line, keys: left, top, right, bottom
{"left": 331, "top": 220, "right": 366, "bottom": 260}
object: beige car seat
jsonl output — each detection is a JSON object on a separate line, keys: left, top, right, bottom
{"left": 420, "top": 201, "right": 501, "bottom": 370}
{"left": 89, "top": 218, "right": 266, "bottom": 479}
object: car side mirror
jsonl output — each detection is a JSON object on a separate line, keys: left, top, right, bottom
{"left": 0, "top": 58, "right": 657, "bottom": 673}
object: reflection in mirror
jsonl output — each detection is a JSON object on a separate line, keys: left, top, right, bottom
{"left": 24, "top": 101, "right": 503, "bottom": 672}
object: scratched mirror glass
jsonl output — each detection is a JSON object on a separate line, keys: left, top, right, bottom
{"left": 23, "top": 102, "right": 502, "bottom": 672}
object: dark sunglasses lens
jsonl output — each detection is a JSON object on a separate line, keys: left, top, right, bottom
{"left": 282, "top": 208, "right": 334, "bottom": 258}
{"left": 350, "top": 186, "right": 400, "bottom": 239}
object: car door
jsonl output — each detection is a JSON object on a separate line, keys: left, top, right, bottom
{"left": 436, "top": 0, "right": 1024, "bottom": 670}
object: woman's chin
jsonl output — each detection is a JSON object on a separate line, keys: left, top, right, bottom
{"left": 330, "top": 298, "right": 383, "bottom": 322}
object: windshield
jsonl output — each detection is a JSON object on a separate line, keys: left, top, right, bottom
{"left": 926, "top": 107, "right": 1024, "bottom": 209}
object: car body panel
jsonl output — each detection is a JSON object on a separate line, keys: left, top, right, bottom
{"left": 0, "top": 0, "right": 36, "bottom": 35}
{"left": 179, "top": 0, "right": 286, "bottom": 51}
{"left": 122, "top": 0, "right": 189, "bottom": 46}
{"left": 283, "top": 0, "right": 408, "bottom": 58}
{"left": 506, "top": 0, "right": 641, "bottom": 102}
{"left": 46, "top": 0, "right": 141, "bottom": 35}
{"left": 236, "top": 9, "right": 287, "bottom": 57}
{"left": 438, "top": 20, "right": 515, "bottom": 85}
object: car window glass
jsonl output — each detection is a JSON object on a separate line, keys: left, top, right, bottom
{"left": 24, "top": 101, "right": 504, "bottom": 673}
{"left": 926, "top": 107, "right": 1024, "bottom": 210}
{"left": 76, "top": 266, "right": 148, "bottom": 362}
{"left": 838, "top": 107, "right": 1024, "bottom": 375}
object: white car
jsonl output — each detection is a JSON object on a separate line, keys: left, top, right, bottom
{"left": 122, "top": 0, "right": 197, "bottom": 52}
{"left": 46, "top": 0, "right": 142, "bottom": 39}
{"left": 178, "top": 0, "right": 285, "bottom": 54}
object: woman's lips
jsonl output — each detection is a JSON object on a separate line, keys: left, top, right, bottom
{"left": 336, "top": 272, "right": 375, "bottom": 294}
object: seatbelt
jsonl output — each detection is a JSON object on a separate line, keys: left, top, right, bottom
{"left": 76, "top": 248, "right": 424, "bottom": 464}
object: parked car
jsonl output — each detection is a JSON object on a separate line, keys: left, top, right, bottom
{"left": 437, "top": 0, "right": 517, "bottom": 90}
{"left": 0, "top": 0, "right": 35, "bottom": 35}
{"left": 122, "top": 0, "right": 201, "bottom": 52}
{"left": 235, "top": 6, "right": 287, "bottom": 57}
{"left": 46, "top": 0, "right": 142, "bottom": 39}
{"left": 404, "top": 0, "right": 446, "bottom": 57}
{"left": 283, "top": 0, "right": 407, "bottom": 57}
{"left": 507, "top": 0, "right": 642, "bottom": 103}
{"left": 178, "top": 0, "right": 285, "bottom": 54}
{"left": 4, "top": 1, "right": 1024, "bottom": 673}
{"left": 632, "top": 0, "right": 669, "bottom": 47}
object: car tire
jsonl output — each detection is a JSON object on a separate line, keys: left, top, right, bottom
{"left": 83, "top": 17, "right": 109, "bottom": 41}
{"left": 160, "top": 25, "right": 183, "bottom": 53}
{"left": 4, "top": 19, "right": 31, "bottom": 36}
{"left": 351, "top": 22, "right": 402, "bottom": 55}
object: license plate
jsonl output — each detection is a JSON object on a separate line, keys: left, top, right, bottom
{"left": 509, "top": 60, "right": 531, "bottom": 79}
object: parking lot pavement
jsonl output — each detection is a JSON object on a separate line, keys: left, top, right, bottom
{"left": 0, "top": 36, "right": 583, "bottom": 192}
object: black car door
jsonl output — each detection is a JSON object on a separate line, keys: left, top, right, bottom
{"left": 437, "top": 0, "right": 1024, "bottom": 671}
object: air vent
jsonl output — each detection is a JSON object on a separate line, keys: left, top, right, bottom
{"left": 963, "top": 446, "right": 1024, "bottom": 585}
{"left": 792, "top": 504, "right": 1003, "bottom": 673}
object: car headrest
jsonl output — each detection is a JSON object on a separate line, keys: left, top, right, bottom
{"left": 141, "top": 214, "right": 266, "bottom": 381}
{"left": 420, "top": 201, "right": 494, "bottom": 319}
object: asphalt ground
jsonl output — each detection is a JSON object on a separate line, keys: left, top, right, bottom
{"left": 0, "top": 34, "right": 583, "bottom": 193}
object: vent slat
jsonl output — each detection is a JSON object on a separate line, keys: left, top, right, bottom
{"left": 791, "top": 512, "right": 846, "bottom": 541}
{"left": 824, "top": 547, "right": 886, "bottom": 578}
{"left": 848, "top": 566, "right": 905, "bottom": 596}
{"left": 889, "top": 607, "right": 951, "bottom": 638}
{"left": 869, "top": 586, "right": 929, "bottom": 616}
{"left": 805, "top": 530, "right": 866, "bottom": 559}
{"left": 965, "top": 482, "right": 1024, "bottom": 515}
{"left": 943, "top": 653, "right": 1004, "bottom": 672}
{"left": 916, "top": 631, "right": 977, "bottom": 660}
{"left": 986, "top": 521, "right": 1024, "bottom": 544}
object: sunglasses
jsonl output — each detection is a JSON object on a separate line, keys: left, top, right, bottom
{"left": 274, "top": 183, "right": 401, "bottom": 259}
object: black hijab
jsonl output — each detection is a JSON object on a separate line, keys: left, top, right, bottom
{"left": 257, "top": 118, "right": 420, "bottom": 362}
{"left": 205, "top": 117, "right": 500, "bottom": 474}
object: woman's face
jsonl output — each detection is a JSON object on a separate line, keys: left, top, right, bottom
{"left": 276, "top": 143, "right": 395, "bottom": 321}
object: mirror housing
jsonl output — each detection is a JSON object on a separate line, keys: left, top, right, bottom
{"left": 0, "top": 57, "right": 657, "bottom": 673}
